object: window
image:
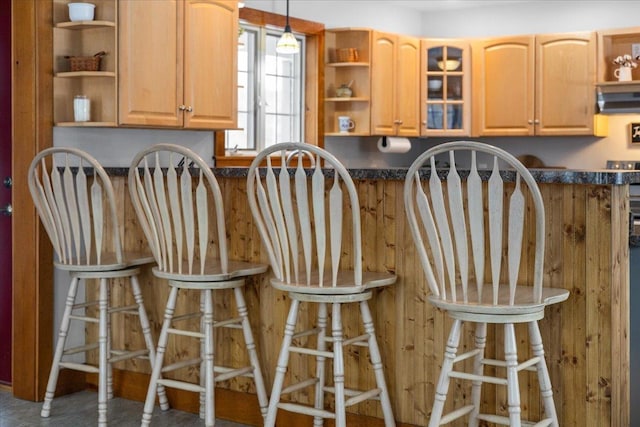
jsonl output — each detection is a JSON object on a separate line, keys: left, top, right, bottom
{"left": 225, "top": 24, "right": 305, "bottom": 154}
{"left": 214, "top": 8, "right": 323, "bottom": 167}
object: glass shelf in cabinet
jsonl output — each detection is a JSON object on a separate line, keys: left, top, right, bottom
{"left": 325, "top": 97, "right": 369, "bottom": 102}
{"left": 326, "top": 62, "right": 370, "bottom": 67}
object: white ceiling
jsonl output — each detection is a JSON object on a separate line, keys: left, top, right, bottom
{"left": 385, "top": 0, "right": 529, "bottom": 12}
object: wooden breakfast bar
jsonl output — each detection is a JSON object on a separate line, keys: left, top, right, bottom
{"left": 93, "top": 167, "right": 633, "bottom": 427}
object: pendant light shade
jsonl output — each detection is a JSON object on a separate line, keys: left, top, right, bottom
{"left": 276, "top": 0, "right": 299, "bottom": 54}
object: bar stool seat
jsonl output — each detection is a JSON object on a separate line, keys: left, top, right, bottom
{"left": 129, "top": 144, "right": 269, "bottom": 427}
{"left": 247, "top": 142, "right": 397, "bottom": 427}
{"left": 404, "top": 140, "right": 569, "bottom": 427}
{"left": 28, "top": 147, "right": 168, "bottom": 426}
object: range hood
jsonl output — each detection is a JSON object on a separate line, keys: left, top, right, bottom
{"left": 596, "top": 82, "right": 640, "bottom": 114}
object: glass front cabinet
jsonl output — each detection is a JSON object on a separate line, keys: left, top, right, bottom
{"left": 421, "top": 40, "right": 471, "bottom": 137}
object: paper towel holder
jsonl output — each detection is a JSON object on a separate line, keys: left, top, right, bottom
{"left": 377, "top": 136, "right": 412, "bottom": 154}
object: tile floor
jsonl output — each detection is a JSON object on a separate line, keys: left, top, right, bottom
{"left": 0, "top": 388, "right": 250, "bottom": 427}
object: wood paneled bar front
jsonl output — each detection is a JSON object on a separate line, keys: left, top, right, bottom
{"left": 93, "top": 167, "right": 632, "bottom": 427}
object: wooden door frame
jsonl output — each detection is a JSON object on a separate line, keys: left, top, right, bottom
{"left": 11, "top": 0, "right": 54, "bottom": 400}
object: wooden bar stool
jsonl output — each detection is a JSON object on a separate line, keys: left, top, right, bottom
{"left": 128, "top": 144, "right": 269, "bottom": 427}
{"left": 27, "top": 147, "right": 168, "bottom": 426}
{"left": 404, "top": 140, "right": 569, "bottom": 426}
{"left": 247, "top": 142, "right": 397, "bottom": 427}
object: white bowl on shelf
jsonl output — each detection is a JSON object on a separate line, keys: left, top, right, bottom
{"left": 428, "top": 80, "right": 443, "bottom": 91}
{"left": 68, "top": 3, "right": 95, "bottom": 22}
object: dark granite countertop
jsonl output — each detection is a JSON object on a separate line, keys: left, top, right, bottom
{"left": 107, "top": 167, "right": 640, "bottom": 185}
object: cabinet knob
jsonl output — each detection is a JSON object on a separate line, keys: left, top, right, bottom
{"left": 534, "top": 119, "right": 540, "bottom": 124}
{"left": 0, "top": 203, "right": 12, "bottom": 217}
{"left": 185, "top": 106, "right": 193, "bottom": 113}
{"left": 178, "top": 105, "right": 187, "bottom": 111}
{"left": 527, "top": 119, "right": 534, "bottom": 124}
{"left": 394, "top": 119, "right": 403, "bottom": 125}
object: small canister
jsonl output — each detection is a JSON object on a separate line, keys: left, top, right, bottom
{"left": 73, "top": 95, "right": 90, "bottom": 122}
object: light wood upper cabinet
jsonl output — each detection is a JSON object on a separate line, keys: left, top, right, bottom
{"left": 119, "top": 0, "right": 238, "bottom": 129}
{"left": 536, "top": 33, "right": 596, "bottom": 135}
{"left": 472, "top": 35, "right": 535, "bottom": 136}
{"left": 472, "top": 32, "right": 596, "bottom": 136}
{"left": 371, "top": 32, "right": 420, "bottom": 136}
{"left": 420, "top": 39, "right": 471, "bottom": 137}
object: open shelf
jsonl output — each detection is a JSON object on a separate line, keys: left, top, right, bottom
{"left": 56, "top": 71, "right": 116, "bottom": 78}
{"left": 53, "top": 0, "right": 117, "bottom": 126}
{"left": 55, "top": 121, "right": 117, "bottom": 127}
{"left": 597, "top": 27, "right": 640, "bottom": 82}
{"left": 55, "top": 20, "right": 115, "bottom": 29}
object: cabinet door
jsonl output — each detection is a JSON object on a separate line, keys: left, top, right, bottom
{"left": 395, "top": 35, "right": 421, "bottom": 137}
{"left": 536, "top": 32, "right": 596, "bottom": 135}
{"left": 421, "top": 39, "right": 471, "bottom": 137}
{"left": 371, "top": 32, "right": 396, "bottom": 135}
{"left": 472, "top": 36, "right": 535, "bottom": 136}
{"left": 119, "top": 0, "right": 183, "bottom": 127}
{"left": 183, "top": 0, "right": 238, "bottom": 129}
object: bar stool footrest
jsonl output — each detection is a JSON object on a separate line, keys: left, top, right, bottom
{"left": 167, "top": 327, "right": 204, "bottom": 339}
{"left": 109, "top": 349, "right": 149, "bottom": 364}
{"left": 440, "top": 405, "right": 475, "bottom": 425}
{"left": 162, "top": 357, "right": 202, "bottom": 373}
{"left": 214, "top": 366, "right": 253, "bottom": 382}
{"left": 288, "top": 345, "right": 333, "bottom": 358}
{"left": 277, "top": 402, "right": 336, "bottom": 419}
{"left": 59, "top": 361, "right": 99, "bottom": 374}
{"left": 109, "top": 304, "right": 139, "bottom": 315}
{"left": 448, "top": 370, "right": 508, "bottom": 385}
{"left": 344, "top": 388, "right": 381, "bottom": 407}
{"left": 281, "top": 378, "right": 318, "bottom": 395}
{"left": 69, "top": 314, "right": 99, "bottom": 323}
{"left": 475, "top": 413, "right": 553, "bottom": 426}
{"left": 157, "top": 378, "right": 204, "bottom": 393}
{"left": 63, "top": 342, "right": 99, "bottom": 355}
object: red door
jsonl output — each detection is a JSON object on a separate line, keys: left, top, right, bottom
{"left": 0, "top": 0, "right": 12, "bottom": 385}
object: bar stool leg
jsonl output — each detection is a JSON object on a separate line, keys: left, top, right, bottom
{"left": 332, "top": 303, "right": 346, "bottom": 427}
{"left": 360, "top": 300, "right": 395, "bottom": 427}
{"left": 98, "top": 278, "right": 108, "bottom": 427}
{"left": 41, "top": 276, "right": 81, "bottom": 418}
{"left": 106, "top": 282, "right": 113, "bottom": 401}
{"left": 313, "top": 302, "right": 328, "bottom": 427}
{"left": 234, "top": 287, "right": 269, "bottom": 419}
{"left": 199, "top": 291, "right": 206, "bottom": 420}
{"left": 141, "top": 286, "right": 179, "bottom": 427}
{"left": 529, "top": 321, "right": 559, "bottom": 427}
{"left": 265, "top": 299, "right": 301, "bottom": 427}
{"left": 469, "top": 322, "right": 487, "bottom": 427}
{"left": 203, "top": 289, "right": 215, "bottom": 427}
{"left": 130, "top": 274, "right": 169, "bottom": 410}
{"left": 504, "top": 323, "right": 522, "bottom": 427}
{"left": 429, "top": 319, "right": 462, "bottom": 427}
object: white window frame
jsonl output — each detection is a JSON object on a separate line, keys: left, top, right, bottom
{"left": 225, "top": 23, "right": 306, "bottom": 155}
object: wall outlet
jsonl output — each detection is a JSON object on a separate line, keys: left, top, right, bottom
{"left": 633, "top": 43, "right": 640, "bottom": 59}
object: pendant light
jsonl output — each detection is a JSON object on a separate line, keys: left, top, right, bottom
{"left": 276, "top": 0, "right": 299, "bottom": 54}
